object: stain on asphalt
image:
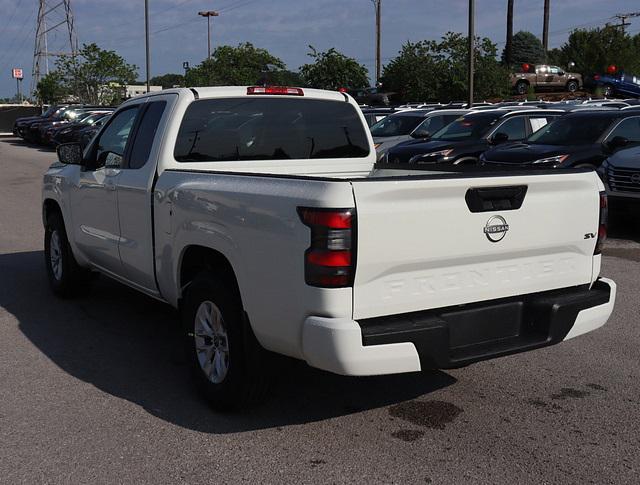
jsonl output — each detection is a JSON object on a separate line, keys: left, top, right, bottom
{"left": 528, "top": 398, "right": 548, "bottom": 408}
{"left": 586, "top": 383, "right": 607, "bottom": 392}
{"left": 550, "top": 388, "right": 589, "bottom": 400}
{"left": 391, "top": 429, "right": 425, "bottom": 442}
{"left": 388, "top": 400, "right": 463, "bottom": 430}
{"left": 310, "top": 459, "right": 326, "bottom": 467}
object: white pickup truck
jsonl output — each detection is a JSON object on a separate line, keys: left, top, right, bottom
{"left": 43, "top": 86, "right": 616, "bottom": 410}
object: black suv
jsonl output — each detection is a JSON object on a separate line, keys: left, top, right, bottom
{"left": 383, "top": 109, "right": 563, "bottom": 165}
{"left": 481, "top": 111, "right": 640, "bottom": 169}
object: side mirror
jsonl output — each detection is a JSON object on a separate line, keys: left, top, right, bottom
{"left": 606, "top": 136, "right": 629, "bottom": 151}
{"left": 491, "top": 132, "right": 510, "bottom": 145}
{"left": 56, "top": 142, "right": 84, "bottom": 165}
{"left": 411, "top": 129, "right": 431, "bottom": 139}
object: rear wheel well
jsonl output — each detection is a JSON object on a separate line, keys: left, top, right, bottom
{"left": 179, "top": 246, "right": 240, "bottom": 301}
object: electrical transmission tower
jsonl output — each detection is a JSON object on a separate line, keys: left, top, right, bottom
{"left": 31, "top": 0, "right": 78, "bottom": 95}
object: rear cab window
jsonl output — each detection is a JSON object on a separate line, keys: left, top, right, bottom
{"left": 174, "top": 97, "right": 370, "bottom": 162}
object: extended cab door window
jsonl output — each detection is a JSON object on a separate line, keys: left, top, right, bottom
{"left": 88, "top": 106, "right": 140, "bottom": 170}
{"left": 127, "top": 101, "right": 167, "bottom": 169}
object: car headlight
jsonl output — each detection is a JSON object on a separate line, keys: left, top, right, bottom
{"left": 409, "top": 149, "right": 454, "bottom": 164}
{"left": 531, "top": 154, "right": 569, "bottom": 166}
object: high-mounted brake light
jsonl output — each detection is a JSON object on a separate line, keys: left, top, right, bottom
{"left": 298, "top": 207, "right": 356, "bottom": 288}
{"left": 595, "top": 191, "right": 607, "bottom": 255}
{"left": 247, "top": 86, "right": 304, "bottom": 96}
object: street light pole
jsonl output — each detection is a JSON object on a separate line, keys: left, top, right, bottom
{"left": 468, "top": 0, "right": 475, "bottom": 107}
{"left": 145, "top": 0, "right": 150, "bottom": 93}
{"left": 198, "top": 10, "right": 219, "bottom": 59}
{"left": 371, "top": 0, "right": 382, "bottom": 85}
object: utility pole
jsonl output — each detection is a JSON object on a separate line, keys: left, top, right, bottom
{"left": 505, "top": 0, "right": 514, "bottom": 65}
{"left": 145, "top": 0, "right": 150, "bottom": 93}
{"left": 371, "top": 0, "right": 382, "bottom": 85}
{"left": 468, "top": 0, "right": 475, "bottom": 107}
{"left": 199, "top": 10, "right": 219, "bottom": 59}
{"left": 613, "top": 13, "right": 640, "bottom": 34}
{"left": 542, "top": 0, "right": 550, "bottom": 53}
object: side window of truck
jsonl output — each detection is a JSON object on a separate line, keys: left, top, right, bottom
{"left": 88, "top": 106, "right": 140, "bottom": 170}
{"left": 127, "top": 101, "right": 167, "bottom": 169}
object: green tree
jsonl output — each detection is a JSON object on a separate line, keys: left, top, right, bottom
{"left": 382, "top": 33, "right": 510, "bottom": 103}
{"left": 185, "top": 42, "right": 286, "bottom": 86}
{"left": 54, "top": 43, "right": 138, "bottom": 104}
{"left": 380, "top": 41, "right": 440, "bottom": 101}
{"left": 299, "top": 46, "right": 369, "bottom": 90}
{"left": 549, "top": 26, "right": 640, "bottom": 77}
{"left": 150, "top": 73, "right": 184, "bottom": 89}
{"left": 503, "top": 31, "right": 546, "bottom": 66}
{"left": 35, "top": 72, "right": 68, "bottom": 104}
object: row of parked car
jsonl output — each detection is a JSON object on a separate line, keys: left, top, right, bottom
{"left": 362, "top": 100, "right": 640, "bottom": 208}
{"left": 13, "top": 104, "right": 114, "bottom": 148}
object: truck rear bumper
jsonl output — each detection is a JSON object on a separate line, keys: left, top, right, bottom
{"left": 302, "top": 278, "right": 616, "bottom": 376}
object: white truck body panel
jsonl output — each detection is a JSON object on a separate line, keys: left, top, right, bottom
{"left": 351, "top": 171, "right": 600, "bottom": 319}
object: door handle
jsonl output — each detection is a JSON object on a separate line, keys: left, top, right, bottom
{"left": 465, "top": 185, "right": 528, "bottom": 213}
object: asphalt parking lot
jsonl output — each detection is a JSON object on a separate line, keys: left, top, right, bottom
{"left": 1, "top": 136, "right": 639, "bottom": 484}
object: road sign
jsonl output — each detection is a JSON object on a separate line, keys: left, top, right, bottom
{"left": 12, "top": 68, "right": 23, "bottom": 79}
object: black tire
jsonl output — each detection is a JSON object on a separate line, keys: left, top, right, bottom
{"left": 566, "top": 80, "right": 579, "bottom": 93}
{"left": 515, "top": 81, "right": 528, "bottom": 95}
{"left": 603, "top": 84, "right": 613, "bottom": 97}
{"left": 44, "top": 212, "right": 88, "bottom": 297}
{"left": 182, "top": 271, "right": 270, "bottom": 411}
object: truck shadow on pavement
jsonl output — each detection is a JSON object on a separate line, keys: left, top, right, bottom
{"left": 1, "top": 250, "right": 456, "bottom": 433}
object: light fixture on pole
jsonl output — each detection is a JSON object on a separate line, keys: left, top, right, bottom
{"left": 198, "top": 10, "right": 219, "bottom": 59}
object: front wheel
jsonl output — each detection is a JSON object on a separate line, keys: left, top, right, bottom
{"left": 182, "top": 272, "right": 270, "bottom": 411}
{"left": 515, "top": 81, "right": 528, "bottom": 95}
{"left": 44, "top": 212, "right": 88, "bottom": 297}
{"left": 566, "top": 80, "right": 579, "bottom": 93}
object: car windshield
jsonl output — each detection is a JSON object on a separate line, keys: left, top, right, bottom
{"left": 370, "top": 114, "right": 425, "bottom": 137}
{"left": 175, "top": 97, "right": 370, "bottom": 162}
{"left": 527, "top": 116, "right": 615, "bottom": 145}
{"left": 80, "top": 113, "right": 107, "bottom": 125}
{"left": 431, "top": 113, "right": 501, "bottom": 141}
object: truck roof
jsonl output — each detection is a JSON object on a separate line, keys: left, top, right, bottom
{"left": 125, "top": 86, "right": 348, "bottom": 103}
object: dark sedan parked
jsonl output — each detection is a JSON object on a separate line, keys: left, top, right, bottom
{"left": 383, "top": 109, "right": 563, "bottom": 165}
{"left": 598, "top": 145, "right": 640, "bottom": 207}
{"left": 49, "top": 111, "right": 113, "bottom": 145}
{"left": 480, "top": 111, "right": 640, "bottom": 169}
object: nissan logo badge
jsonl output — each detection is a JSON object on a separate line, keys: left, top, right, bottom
{"left": 484, "top": 215, "right": 509, "bottom": 242}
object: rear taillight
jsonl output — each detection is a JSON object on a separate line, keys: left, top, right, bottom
{"left": 594, "top": 74, "right": 601, "bottom": 81}
{"left": 595, "top": 191, "right": 607, "bottom": 254}
{"left": 247, "top": 86, "right": 304, "bottom": 96}
{"left": 298, "top": 207, "right": 356, "bottom": 288}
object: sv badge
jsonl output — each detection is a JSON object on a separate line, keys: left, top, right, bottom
{"left": 584, "top": 233, "right": 596, "bottom": 239}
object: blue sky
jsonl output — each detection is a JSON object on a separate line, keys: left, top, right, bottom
{"left": 1, "top": 0, "right": 639, "bottom": 98}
